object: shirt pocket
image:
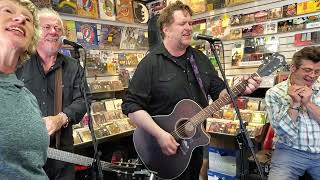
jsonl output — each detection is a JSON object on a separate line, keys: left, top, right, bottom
{"left": 155, "top": 73, "right": 177, "bottom": 100}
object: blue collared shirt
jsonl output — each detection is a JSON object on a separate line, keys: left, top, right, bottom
{"left": 265, "top": 77, "right": 320, "bottom": 153}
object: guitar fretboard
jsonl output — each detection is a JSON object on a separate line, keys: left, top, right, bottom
{"left": 191, "top": 72, "right": 258, "bottom": 127}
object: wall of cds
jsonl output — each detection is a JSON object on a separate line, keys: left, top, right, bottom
{"left": 191, "top": 0, "right": 320, "bottom": 78}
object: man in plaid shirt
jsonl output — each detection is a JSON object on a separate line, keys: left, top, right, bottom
{"left": 266, "top": 47, "right": 320, "bottom": 180}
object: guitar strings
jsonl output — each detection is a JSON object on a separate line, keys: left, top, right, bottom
{"left": 170, "top": 77, "right": 251, "bottom": 139}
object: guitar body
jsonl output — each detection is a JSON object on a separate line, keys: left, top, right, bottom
{"left": 133, "top": 99, "right": 210, "bottom": 179}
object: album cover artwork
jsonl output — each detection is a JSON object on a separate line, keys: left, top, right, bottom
{"left": 277, "top": 20, "right": 293, "bottom": 33}
{"left": 292, "top": 17, "right": 307, "bottom": 31}
{"left": 230, "top": 15, "right": 241, "bottom": 26}
{"left": 254, "top": 10, "right": 268, "bottom": 23}
{"left": 283, "top": 4, "right": 297, "bottom": 17}
{"left": 297, "top": 1, "right": 320, "bottom": 15}
{"left": 264, "top": 22, "right": 278, "bottom": 35}
{"left": 206, "top": 0, "right": 225, "bottom": 11}
{"left": 240, "top": 13, "right": 255, "bottom": 25}
{"left": 250, "top": 24, "right": 264, "bottom": 36}
{"left": 135, "top": 29, "right": 149, "bottom": 49}
{"left": 264, "top": 36, "right": 279, "bottom": 53}
{"left": 251, "top": 111, "right": 267, "bottom": 124}
{"left": 106, "top": 122, "right": 121, "bottom": 135}
{"left": 185, "top": 0, "right": 206, "bottom": 14}
{"left": 146, "top": 0, "right": 166, "bottom": 18}
{"left": 98, "top": 24, "right": 121, "bottom": 49}
{"left": 73, "top": 130, "right": 82, "bottom": 144}
{"left": 98, "top": 0, "right": 116, "bottom": 21}
{"left": 76, "top": 0, "right": 99, "bottom": 18}
{"left": 231, "top": 41, "right": 244, "bottom": 66}
{"left": 77, "top": 128, "right": 92, "bottom": 142}
{"left": 105, "top": 100, "right": 116, "bottom": 111}
{"left": 230, "top": 29, "right": 242, "bottom": 40}
{"left": 93, "top": 113, "right": 107, "bottom": 126}
{"left": 246, "top": 98, "right": 260, "bottom": 111}
{"left": 63, "top": 20, "right": 77, "bottom": 42}
{"left": 51, "top": 0, "right": 77, "bottom": 14}
{"left": 268, "top": 7, "right": 282, "bottom": 19}
{"left": 116, "top": 0, "right": 134, "bottom": 23}
{"left": 133, "top": 1, "right": 149, "bottom": 24}
{"left": 225, "top": 0, "right": 255, "bottom": 7}
{"left": 120, "top": 27, "right": 139, "bottom": 49}
{"left": 207, "top": 16, "right": 225, "bottom": 39}
{"left": 76, "top": 22, "right": 98, "bottom": 49}
{"left": 91, "top": 102, "right": 106, "bottom": 113}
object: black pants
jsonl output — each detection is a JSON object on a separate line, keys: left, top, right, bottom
{"left": 44, "top": 158, "right": 75, "bottom": 180}
{"left": 173, "top": 147, "right": 203, "bottom": 180}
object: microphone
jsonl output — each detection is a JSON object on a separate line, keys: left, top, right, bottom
{"left": 60, "top": 36, "right": 83, "bottom": 49}
{"left": 192, "top": 32, "right": 221, "bottom": 43}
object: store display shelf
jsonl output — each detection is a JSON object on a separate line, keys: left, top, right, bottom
{"left": 74, "top": 130, "right": 135, "bottom": 149}
{"left": 60, "top": 14, "right": 147, "bottom": 29}
{"left": 89, "top": 89, "right": 125, "bottom": 94}
{"left": 193, "top": 0, "right": 308, "bottom": 20}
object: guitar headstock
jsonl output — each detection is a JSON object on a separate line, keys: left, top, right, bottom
{"left": 109, "top": 161, "right": 155, "bottom": 178}
{"left": 257, "top": 53, "right": 287, "bottom": 77}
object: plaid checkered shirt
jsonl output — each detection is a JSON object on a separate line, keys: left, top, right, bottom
{"left": 265, "top": 78, "right": 320, "bottom": 153}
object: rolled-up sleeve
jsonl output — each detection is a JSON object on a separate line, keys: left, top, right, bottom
{"left": 122, "top": 58, "right": 152, "bottom": 116}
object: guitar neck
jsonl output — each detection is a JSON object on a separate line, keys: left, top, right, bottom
{"left": 47, "top": 147, "right": 94, "bottom": 167}
{"left": 47, "top": 148, "right": 112, "bottom": 171}
{"left": 191, "top": 73, "right": 258, "bottom": 126}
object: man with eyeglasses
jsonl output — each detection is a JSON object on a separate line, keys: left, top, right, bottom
{"left": 265, "top": 46, "right": 320, "bottom": 180}
{"left": 16, "top": 8, "right": 87, "bottom": 180}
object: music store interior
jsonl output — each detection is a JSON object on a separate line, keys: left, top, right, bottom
{"left": 33, "top": 0, "right": 320, "bottom": 179}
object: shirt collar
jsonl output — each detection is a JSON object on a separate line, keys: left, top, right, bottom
{"left": 153, "top": 43, "right": 192, "bottom": 59}
{"left": 32, "top": 52, "right": 65, "bottom": 75}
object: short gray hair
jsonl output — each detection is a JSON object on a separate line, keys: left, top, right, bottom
{"left": 38, "top": 8, "right": 64, "bottom": 34}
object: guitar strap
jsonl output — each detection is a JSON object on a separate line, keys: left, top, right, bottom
{"left": 189, "top": 53, "right": 208, "bottom": 102}
{"left": 54, "top": 66, "right": 63, "bottom": 149}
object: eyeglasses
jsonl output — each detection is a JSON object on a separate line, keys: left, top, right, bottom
{"left": 300, "top": 67, "right": 320, "bottom": 76}
{"left": 41, "top": 25, "right": 63, "bottom": 33}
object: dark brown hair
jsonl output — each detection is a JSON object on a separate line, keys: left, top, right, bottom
{"left": 292, "top": 46, "right": 320, "bottom": 68}
{"left": 158, "top": 1, "right": 193, "bottom": 38}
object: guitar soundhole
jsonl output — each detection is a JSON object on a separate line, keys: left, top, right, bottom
{"left": 175, "top": 119, "right": 196, "bottom": 139}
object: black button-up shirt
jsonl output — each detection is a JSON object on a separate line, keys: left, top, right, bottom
{"left": 122, "top": 43, "right": 225, "bottom": 116}
{"left": 16, "top": 52, "right": 87, "bottom": 149}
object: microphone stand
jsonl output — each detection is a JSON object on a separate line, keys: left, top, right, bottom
{"left": 73, "top": 47, "right": 104, "bottom": 180}
{"left": 208, "top": 42, "right": 264, "bottom": 180}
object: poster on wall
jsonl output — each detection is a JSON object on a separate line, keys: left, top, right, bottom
{"left": 77, "top": 0, "right": 99, "bottom": 19}
{"left": 120, "top": 27, "right": 139, "bottom": 49}
{"left": 98, "top": 24, "right": 122, "bottom": 49}
{"left": 76, "top": 22, "right": 98, "bottom": 49}
{"left": 133, "top": 1, "right": 150, "bottom": 24}
{"left": 116, "top": 0, "right": 134, "bottom": 23}
{"left": 231, "top": 41, "right": 244, "bottom": 66}
{"left": 98, "top": 0, "right": 116, "bottom": 21}
{"left": 63, "top": 20, "right": 77, "bottom": 42}
{"left": 51, "top": 0, "right": 77, "bottom": 14}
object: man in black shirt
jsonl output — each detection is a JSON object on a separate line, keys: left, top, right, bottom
{"left": 122, "top": 1, "right": 261, "bottom": 180}
{"left": 16, "top": 8, "right": 86, "bottom": 180}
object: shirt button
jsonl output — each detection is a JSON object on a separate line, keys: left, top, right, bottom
{"left": 42, "top": 89, "right": 45, "bottom": 92}
{"left": 189, "top": 83, "right": 192, "bottom": 85}
{"left": 42, "top": 102, "right": 46, "bottom": 105}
